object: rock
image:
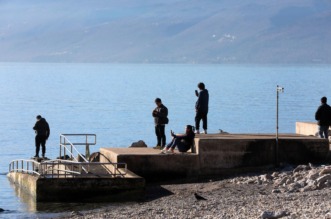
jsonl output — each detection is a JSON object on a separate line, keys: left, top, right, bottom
{"left": 286, "top": 182, "right": 303, "bottom": 193}
{"left": 317, "top": 181, "right": 327, "bottom": 190}
{"left": 0, "top": 208, "right": 4, "bottom": 212}
{"left": 307, "top": 170, "right": 320, "bottom": 180}
{"left": 316, "top": 174, "right": 331, "bottom": 184}
{"left": 245, "top": 178, "right": 257, "bottom": 184}
{"left": 285, "top": 178, "right": 294, "bottom": 185}
{"left": 272, "top": 189, "right": 281, "bottom": 193}
{"left": 219, "top": 129, "right": 229, "bottom": 134}
{"left": 293, "top": 165, "right": 311, "bottom": 173}
{"left": 71, "top": 211, "right": 83, "bottom": 216}
{"left": 300, "top": 185, "right": 314, "bottom": 192}
{"left": 130, "top": 140, "right": 147, "bottom": 148}
{"left": 325, "top": 212, "right": 331, "bottom": 219}
{"left": 274, "top": 177, "right": 288, "bottom": 187}
{"left": 319, "top": 168, "right": 331, "bottom": 175}
{"left": 259, "top": 174, "right": 273, "bottom": 182}
{"left": 296, "top": 179, "right": 307, "bottom": 188}
{"left": 260, "top": 210, "right": 290, "bottom": 218}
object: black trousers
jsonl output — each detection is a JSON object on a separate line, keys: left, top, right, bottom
{"left": 155, "top": 125, "right": 166, "bottom": 147}
{"left": 35, "top": 135, "right": 47, "bottom": 156}
{"left": 195, "top": 111, "right": 208, "bottom": 130}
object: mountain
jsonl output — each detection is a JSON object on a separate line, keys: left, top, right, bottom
{"left": 1, "top": 0, "right": 331, "bottom": 64}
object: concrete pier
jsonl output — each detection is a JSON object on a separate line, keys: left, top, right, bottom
{"left": 296, "top": 122, "right": 319, "bottom": 136}
{"left": 100, "top": 133, "right": 329, "bottom": 180}
{"left": 7, "top": 167, "right": 145, "bottom": 202}
{"left": 7, "top": 133, "right": 148, "bottom": 203}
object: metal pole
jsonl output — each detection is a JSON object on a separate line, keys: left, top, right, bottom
{"left": 276, "top": 85, "right": 279, "bottom": 165}
{"left": 276, "top": 85, "right": 284, "bottom": 166}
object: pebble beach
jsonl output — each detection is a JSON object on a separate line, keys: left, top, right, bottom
{"left": 60, "top": 163, "right": 331, "bottom": 219}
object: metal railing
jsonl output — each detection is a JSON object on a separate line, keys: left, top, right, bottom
{"left": 9, "top": 159, "right": 41, "bottom": 175}
{"left": 59, "top": 134, "right": 96, "bottom": 162}
{"left": 9, "top": 134, "right": 128, "bottom": 179}
{"left": 9, "top": 159, "right": 127, "bottom": 178}
{"left": 39, "top": 159, "right": 127, "bottom": 178}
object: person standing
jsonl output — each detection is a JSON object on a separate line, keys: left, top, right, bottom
{"left": 152, "top": 98, "right": 169, "bottom": 149}
{"left": 33, "top": 115, "right": 50, "bottom": 158}
{"left": 315, "top": 96, "right": 331, "bottom": 139}
{"left": 195, "top": 82, "right": 209, "bottom": 134}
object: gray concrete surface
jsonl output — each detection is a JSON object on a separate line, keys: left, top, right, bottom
{"left": 100, "top": 133, "right": 329, "bottom": 180}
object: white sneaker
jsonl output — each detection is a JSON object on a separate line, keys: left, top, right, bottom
{"left": 195, "top": 130, "right": 200, "bottom": 134}
{"left": 202, "top": 130, "right": 207, "bottom": 134}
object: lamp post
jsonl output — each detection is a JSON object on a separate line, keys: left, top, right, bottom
{"left": 276, "top": 85, "right": 284, "bottom": 166}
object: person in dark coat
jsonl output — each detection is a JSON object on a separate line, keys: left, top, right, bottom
{"left": 315, "top": 96, "right": 331, "bottom": 139}
{"left": 162, "top": 125, "right": 195, "bottom": 153}
{"left": 195, "top": 82, "right": 209, "bottom": 134}
{"left": 152, "top": 98, "right": 168, "bottom": 149}
{"left": 33, "top": 115, "right": 50, "bottom": 158}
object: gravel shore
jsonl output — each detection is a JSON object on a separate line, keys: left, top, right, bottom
{"left": 60, "top": 164, "right": 331, "bottom": 219}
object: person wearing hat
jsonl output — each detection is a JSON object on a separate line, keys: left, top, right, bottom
{"left": 162, "top": 125, "right": 195, "bottom": 153}
{"left": 152, "top": 98, "right": 169, "bottom": 149}
{"left": 33, "top": 115, "right": 50, "bottom": 158}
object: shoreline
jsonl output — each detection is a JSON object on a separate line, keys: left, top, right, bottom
{"left": 58, "top": 164, "right": 331, "bottom": 219}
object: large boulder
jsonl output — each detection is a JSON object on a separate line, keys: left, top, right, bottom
{"left": 130, "top": 140, "right": 147, "bottom": 148}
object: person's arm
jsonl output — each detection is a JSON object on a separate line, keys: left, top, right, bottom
{"left": 196, "top": 93, "right": 201, "bottom": 111}
{"left": 171, "top": 130, "right": 185, "bottom": 138}
{"left": 33, "top": 122, "right": 38, "bottom": 130}
{"left": 46, "top": 122, "right": 50, "bottom": 139}
{"left": 155, "top": 106, "right": 167, "bottom": 118}
{"left": 152, "top": 108, "right": 158, "bottom": 117}
{"left": 315, "top": 107, "right": 321, "bottom": 121}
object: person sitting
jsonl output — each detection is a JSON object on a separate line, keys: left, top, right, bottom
{"left": 162, "top": 125, "right": 195, "bottom": 154}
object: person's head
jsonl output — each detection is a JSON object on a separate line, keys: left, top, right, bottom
{"left": 36, "top": 115, "right": 42, "bottom": 121}
{"left": 197, "top": 82, "right": 205, "bottom": 90}
{"left": 186, "top": 125, "right": 194, "bottom": 133}
{"left": 155, "top": 98, "right": 162, "bottom": 107}
{"left": 321, "top": 96, "right": 327, "bottom": 104}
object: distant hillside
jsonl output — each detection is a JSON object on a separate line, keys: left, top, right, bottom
{"left": 1, "top": 0, "right": 331, "bottom": 63}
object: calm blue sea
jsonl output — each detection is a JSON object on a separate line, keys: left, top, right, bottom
{"left": 0, "top": 63, "right": 330, "bottom": 218}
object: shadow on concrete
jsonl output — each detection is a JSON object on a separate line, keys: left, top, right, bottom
{"left": 144, "top": 185, "right": 174, "bottom": 202}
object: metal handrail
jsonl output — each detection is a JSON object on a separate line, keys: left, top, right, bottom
{"left": 9, "top": 159, "right": 41, "bottom": 175}
{"left": 8, "top": 159, "right": 127, "bottom": 178}
{"left": 9, "top": 134, "right": 127, "bottom": 179}
{"left": 40, "top": 159, "right": 127, "bottom": 178}
{"left": 60, "top": 134, "right": 96, "bottom": 145}
{"left": 59, "top": 134, "right": 96, "bottom": 163}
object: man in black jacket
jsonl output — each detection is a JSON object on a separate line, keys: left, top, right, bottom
{"left": 33, "top": 115, "right": 50, "bottom": 158}
{"left": 315, "top": 96, "right": 331, "bottom": 139}
{"left": 152, "top": 98, "right": 168, "bottom": 149}
{"left": 195, "top": 82, "right": 209, "bottom": 134}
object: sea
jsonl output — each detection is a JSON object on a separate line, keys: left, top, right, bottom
{"left": 0, "top": 63, "right": 330, "bottom": 218}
